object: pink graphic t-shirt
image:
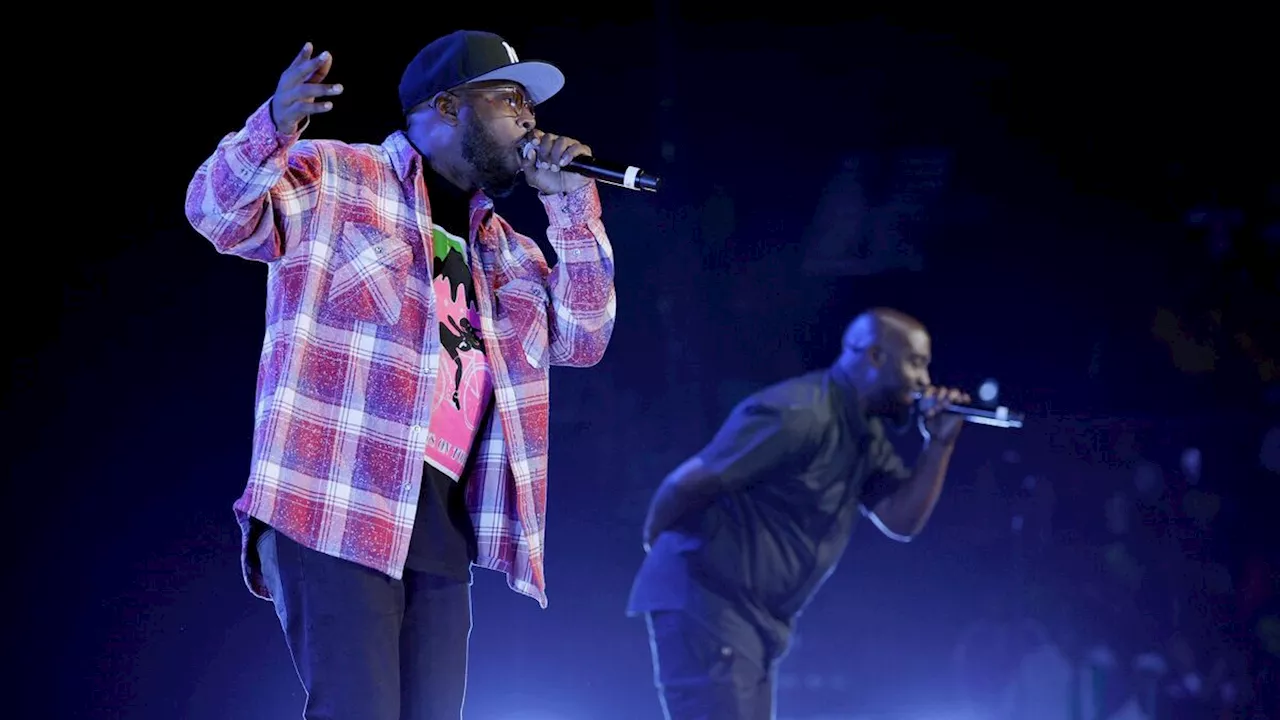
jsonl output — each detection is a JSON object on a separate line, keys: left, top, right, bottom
{"left": 424, "top": 223, "right": 494, "bottom": 480}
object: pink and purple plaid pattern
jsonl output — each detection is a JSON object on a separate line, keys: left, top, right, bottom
{"left": 184, "top": 101, "right": 616, "bottom": 608}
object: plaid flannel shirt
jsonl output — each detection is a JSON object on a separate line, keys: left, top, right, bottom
{"left": 184, "top": 100, "right": 616, "bottom": 608}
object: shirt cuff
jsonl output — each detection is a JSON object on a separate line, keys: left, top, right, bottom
{"left": 539, "top": 181, "right": 602, "bottom": 230}
{"left": 244, "top": 99, "right": 308, "bottom": 163}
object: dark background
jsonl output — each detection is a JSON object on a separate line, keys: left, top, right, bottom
{"left": 11, "top": 6, "right": 1277, "bottom": 719}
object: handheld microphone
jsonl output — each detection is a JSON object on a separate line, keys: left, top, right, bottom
{"left": 912, "top": 392, "right": 1025, "bottom": 429}
{"left": 520, "top": 140, "right": 661, "bottom": 192}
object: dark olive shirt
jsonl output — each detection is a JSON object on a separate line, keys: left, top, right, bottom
{"left": 627, "top": 369, "right": 913, "bottom": 665}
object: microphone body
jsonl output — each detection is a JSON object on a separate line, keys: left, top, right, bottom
{"left": 913, "top": 392, "right": 1025, "bottom": 429}
{"left": 520, "top": 140, "right": 660, "bottom": 192}
{"left": 564, "top": 156, "right": 660, "bottom": 192}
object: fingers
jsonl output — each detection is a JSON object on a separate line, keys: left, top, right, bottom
{"left": 923, "top": 390, "right": 944, "bottom": 418}
{"left": 285, "top": 47, "right": 332, "bottom": 87}
{"left": 923, "top": 386, "right": 968, "bottom": 402}
{"left": 306, "top": 51, "right": 334, "bottom": 83}
{"left": 544, "top": 136, "right": 572, "bottom": 167}
{"left": 294, "top": 82, "right": 344, "bottom": 99}
{"left": 529, "top": 132, "right": 591, "bottom": 171}
{"left": 281, "top": 99, "right": 335, "bottom": 117}
{"left": 297, "top": 100, "right": 335, "bottom": 115}
{"left": 271, "top": 44, "right": 340, "bottom": 134}
{"left": 291, "top": 42, "right": 313, "bottom": 67}
{"left": 920, "top": 386, "right": 970, "bottom": 416}
{"left": 558, "top": 142, "right": 591, "bottom": 167}
{"left": 278, "top": 44, "right": 340, "bottom": 111}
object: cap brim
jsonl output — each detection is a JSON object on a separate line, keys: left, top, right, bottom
{"left": 465, "top": 61, "right": 565, "bottom": 105}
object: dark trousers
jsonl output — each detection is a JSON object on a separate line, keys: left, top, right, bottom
{"left": 645, "top": 611, "right": 776, "bottom": 720}
{"left": 258, "top": 527, "right": 473, "bottom": 720}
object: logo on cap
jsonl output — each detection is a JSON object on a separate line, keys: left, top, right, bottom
{"left": 502, "top": 41, "right": 519, "bottom": 64}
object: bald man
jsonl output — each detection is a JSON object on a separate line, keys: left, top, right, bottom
{"left": 626, "top": 308, "right": 971, "bottom": 720}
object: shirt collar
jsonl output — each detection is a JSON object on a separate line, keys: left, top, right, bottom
{"left": 384, "top": 130, "right": 494, "bottom": 218}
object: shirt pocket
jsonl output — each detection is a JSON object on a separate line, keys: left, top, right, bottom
{"left": 324, "top": 222, "right": 414, "bottom": 326}
{"left": 494, "top": 278, "right": 550, "bottom": 370}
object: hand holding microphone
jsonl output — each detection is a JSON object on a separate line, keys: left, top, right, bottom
{"left": 915, "top": 386, "right": 973, "bottom": 444}
{"left": 913, "top": 386, "right": 1026, "bottom": 439}
{"left": 520, "top": 131, "right": 662, "bottom": 193}
{"left": 520, "top": 130, "right": 595, "bottom": 195}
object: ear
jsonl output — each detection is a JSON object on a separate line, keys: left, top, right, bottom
{"left": 867, "top": 345, "right": 886, "bottom": 367}
{"left": 430, "top": 92, "right": 462, "bottom": 126}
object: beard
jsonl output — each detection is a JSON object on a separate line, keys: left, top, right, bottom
{"left": 867, "top": 384, "right": 914, "bottom": 428}
{"left": 459, "top": 113, "right": 523, "bottom": 198}
{"left": 883, "top": 400, "right": 913, "bottom": 431}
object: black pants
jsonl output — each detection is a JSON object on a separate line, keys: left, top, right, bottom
{"left": 258, "top": 527, "right": 472, "bottom": 720}
{"left": 646, "top": 611, "right": 776, "bottom": 720}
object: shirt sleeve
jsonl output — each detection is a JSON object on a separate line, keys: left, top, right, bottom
{"left": 697, "top": 398, "right": 816, "bottom": 491}
{"left": 858, "top": 430, "right": 914, "bottom": 512}
{"left": 184, "top": 100, "right": 324, "bottom": 263}
{"left": 537, "top": 182, "right": 616, "bottom": 368}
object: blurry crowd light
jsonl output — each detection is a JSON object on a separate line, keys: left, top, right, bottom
{"left": 1151, "top": 307, "right": 1217, "bottom": 374}
{"left": 1257, "top": 615, "right": 1280, "bottom": 658}
{"left": 1133, "top": 461, "right": 1164, "bottom": 496}
{"left": 1260, "top": 426, "right": 1280, "bottom": 474}
{"left": 1103, "top": 543, "right": 1145, "bottom": 591}
{"left": 1180, "top": 447, "right": 1201, "bottom": 484}
{"left": 1105, "top": 492, "right": 1130, "bottom": 535}
{"left": 1181, "top": 488, "right": 1221, "bottom": 526}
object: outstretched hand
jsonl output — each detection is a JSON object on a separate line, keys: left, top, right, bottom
{"left": 270, "top": 43, "right": 343, "bottom": 136}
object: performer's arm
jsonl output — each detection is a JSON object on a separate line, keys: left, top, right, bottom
{"left": 183, "top": 100, "right": 324, "bottom": 263}
{"left": 860, "top": 436, "right": 957, "bottom": 541}
{"left": 185, "top": 48, "right": 339, "bottom": 263}
{"left": 643, "top": 400, "right": 815, "bottom": 549}
{"left": 537, "top": 182, "right": 616, "bottom": 367}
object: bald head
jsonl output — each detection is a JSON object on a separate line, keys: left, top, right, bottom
{"left": 841, "top": 307, "right": 927, "bottom": 353}
{"left": 835, "top": 307, "right": 933, "bottom": 414}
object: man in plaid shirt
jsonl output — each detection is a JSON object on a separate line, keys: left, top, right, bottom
{"left": 184, "top": 30, "right": 616, "bottom": 719}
